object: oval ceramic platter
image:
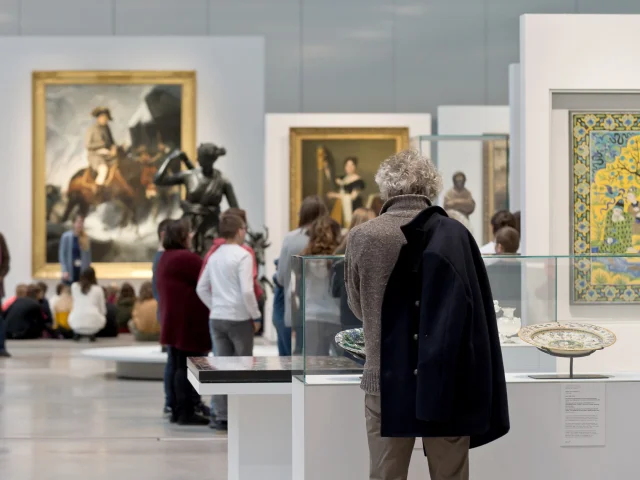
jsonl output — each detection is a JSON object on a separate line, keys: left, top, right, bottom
{"left": 335, "top": 328, "right": 365, "bottom": 358}
{"left": 518, "top": 322, "right": 616, "bottom": 356}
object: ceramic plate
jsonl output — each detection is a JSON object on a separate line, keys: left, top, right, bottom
{"left": 335, "top": 328, "right": 365, "bottom": 357}
{"left": 518, "top": 322, "right": 616, "bottom": 355}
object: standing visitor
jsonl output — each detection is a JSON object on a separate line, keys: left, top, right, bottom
{"left": 331, "top": 208, "right": 375, "bottom": 330}
{"left": 345, "top": 150, "right": 509, "bottom": 480}
{"left": 300, "top": 215, "right": 342, "bottom": 355}
{"left": 59, "top": 214, "right": 91, "bottom": 284}
{"left": 0, "top": 231, "right": 11, "bottom": 357}
{"left": 271, "top": 259, "right": 289, "bottom": 356}
{"left": 68, "top": 267, "right": 106, "bottom": 341}
{"left": 197, "top": 214, "right": 261, "bottom": 431}
{"left": 156, "top": 220, "right": 211, "bottom": 426}
{"left": 152, "top": 218, "right": 173, "bottom": 417}
{"left": 276, "top": 195, "right": 328, "bottom": 353}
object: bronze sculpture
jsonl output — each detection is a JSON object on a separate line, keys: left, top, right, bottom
{"left": 443, "top": 171, "right": 476, "bottom": 220}
{"left": 154, "top": 143, "right": 239, "bottom": 255}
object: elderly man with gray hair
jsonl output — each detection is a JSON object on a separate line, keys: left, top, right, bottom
{"left": 344, "top": 150, "right": 509, "bottom": 480}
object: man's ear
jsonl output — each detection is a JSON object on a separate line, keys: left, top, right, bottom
{"left": 495, "top": 243, "right": 503, "bottom": 254}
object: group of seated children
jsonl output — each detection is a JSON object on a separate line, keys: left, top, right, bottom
{"left": 2, "top": 276, "right": 160, "bottom": 342}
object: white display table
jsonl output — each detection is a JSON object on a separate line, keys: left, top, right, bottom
{"left": 187, "top": 356, "right": 361, "bottom": 480}
{"left": 293, "top": 373, "right": 640, "bottom": 480}
{"left": 82, "top": 344, "right": 278, "bottom": 379}
{"left": 189, "top": 370, "right": 292, "bottom": 480}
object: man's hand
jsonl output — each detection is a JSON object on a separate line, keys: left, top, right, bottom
{"left": 253, "top": 320, "right": 262, "bottom": 333}
{"left": 62, "top": 272, "right": 70, "bottom": 281}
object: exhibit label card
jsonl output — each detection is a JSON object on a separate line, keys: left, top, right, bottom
{"left": 561, "top": 383, "right": 605, "bottom": 447}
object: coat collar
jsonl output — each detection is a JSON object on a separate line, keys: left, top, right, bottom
{"left": 380, "top": 195, "right": 432, "bottom": 216}
{"left": 400, "top": 206, "right": 449, "bottom": 271}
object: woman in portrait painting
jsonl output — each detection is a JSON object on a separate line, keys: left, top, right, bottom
{"left": 323, "top": 153, "right": 366, "bottom": 227}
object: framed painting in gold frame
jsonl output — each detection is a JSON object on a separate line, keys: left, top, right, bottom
{"left": 289, "top": 127, "right": 410, "bottom": 229}
{"left": 482, "top": 135, "right": 510, "bottom": 244}
{"left": 32, "top": 70, "right": 196, "bottom": 279}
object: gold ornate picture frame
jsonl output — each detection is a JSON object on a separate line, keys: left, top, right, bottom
{"left": 482, "top": 135, "right": 510, "bottom": 244}
{"left": 289, "top": 127, "right": 409, "bottom": 229}
{"left": 32, "top": 70, "right": 196, "bottom": 279}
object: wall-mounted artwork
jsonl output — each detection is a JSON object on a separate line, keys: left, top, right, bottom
{"left": 482, "top": 137, "right": 509, "bottom": 245}
{"left": 572, "top": 112, "right": 640, "bottom": 303}
{"left": 32, "top": 70, "right": 196, "bottom": 279}
{"left": 289, "top": 127, "right": 409, "bottom": 229}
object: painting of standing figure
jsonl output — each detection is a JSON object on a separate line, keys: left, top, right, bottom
{"left": 572, "top": 112, "right": 640, "bottom": 303}
{"left": 32, "top": 71, "right": 196, "bottom": 278}
{"left": 289, "top": 127, "right": 409, "bottom": 229}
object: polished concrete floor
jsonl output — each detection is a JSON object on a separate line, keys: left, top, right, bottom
{"left": 0, "top": 337, "right": 227, "bottom": 479}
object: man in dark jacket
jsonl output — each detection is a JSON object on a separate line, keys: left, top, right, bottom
{"left": 0, "top": 232, "right": 11, "bottom": 357}
{"left": 345, "top": 150, "right": 509, "bottom": 480}
{"left": 5, "top": 285, "right": 45, "bottom": 340}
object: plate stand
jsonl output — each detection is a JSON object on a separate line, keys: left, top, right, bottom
{"left": 529, "top": 349, "right": 610, "bottom": 380}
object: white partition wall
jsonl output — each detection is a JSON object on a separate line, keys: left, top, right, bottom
{"left": 436, "top": 106, "right": 510, "bottom": 241}
{"left": 0, "top": 37, "right": 265, "bottom": 293}
{"left": 520, "top": 14, "right": 640, "bottom": 373}
{"left": 264, "top": 113, "right": 431, "bottom": 276}
{"left": 508, "top": 64, "right": 522, "bottom": 215}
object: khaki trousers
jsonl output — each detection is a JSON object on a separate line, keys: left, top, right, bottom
{"left": 365, "top": 394, "right": 470, "bottom": 480}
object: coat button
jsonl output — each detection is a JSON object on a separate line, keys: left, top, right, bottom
{"left": 415, "top": 300, "right": 420, "bottom": 307}
{"left": 413, "top": 369, "right": 418, "bottom": 375}
{"left": 413, "top": 334, "right": 418, "bottom": 340}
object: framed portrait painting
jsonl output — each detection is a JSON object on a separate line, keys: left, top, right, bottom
{"left": 32, "top": 70, "right": 196, "bottom": 279}
{"left": 571, "top": 111, "right": 640, "bottom": 303}
{"left": 482, "top": 135, "right": 510, "bottom": 245}
{"left": 289, "top": 127, "right": 410, "bottom": 229}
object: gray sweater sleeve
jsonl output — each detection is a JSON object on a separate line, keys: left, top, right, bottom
{"left": 344, "top": 232, "right": 362, "bottom": 320}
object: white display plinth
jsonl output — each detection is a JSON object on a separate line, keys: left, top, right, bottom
{"left": 188, "top": 372, "right": 292, "bottom": 480}
{"left": 293, "top": 373, "right": 640, "bottom": 480}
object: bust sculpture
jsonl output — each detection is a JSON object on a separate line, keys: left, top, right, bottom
{"left": 443, "top": 171, "right": 476, "bottom": 220}
{"left": 154, "top": 143, "right": 239, "bottom": 255}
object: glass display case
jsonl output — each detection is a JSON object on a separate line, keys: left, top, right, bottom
{"left": 411, "top": 133, "right": 510, "bottom": 245}
{"left": 292, "top": 254, "right": 637, "bottom": 380}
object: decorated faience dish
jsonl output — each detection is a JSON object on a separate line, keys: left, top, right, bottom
{"left": 518, "top": 322, "right": 616, "bottom": 356}
{"left": 335, "top": 328, "right": 365, "bottom": 357}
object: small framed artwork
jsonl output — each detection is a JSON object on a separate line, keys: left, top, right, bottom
{"left": 289, "top": 127, "right": 409, "bottom": 229}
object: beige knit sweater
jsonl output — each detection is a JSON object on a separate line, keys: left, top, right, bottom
{"left": 344, "top": 195, "right": 431, "bottom": 395}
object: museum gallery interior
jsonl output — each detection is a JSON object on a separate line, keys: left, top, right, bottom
{"left": 2, "top": 5, "right": 640, "bottom": 480}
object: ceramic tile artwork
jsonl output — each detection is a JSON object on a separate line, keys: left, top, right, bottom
{"left": 572, "top": 112, "right": 640, "bottom": 303}
{"left": 518, "top": 322, "right": 616, "bottom": 354}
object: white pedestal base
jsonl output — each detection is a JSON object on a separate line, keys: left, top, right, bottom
{"left": 187, "top": 372, "right": 292, "bottom": 480}
{"left": 228, "top": 394, "right": 292, "bottom": 480}
{"left": 293, "top": 374, "right": 640, "bottom": 480}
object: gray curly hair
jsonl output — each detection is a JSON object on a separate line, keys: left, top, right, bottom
{"left": 375, "top": 149, "right": 443, "bottom": 201}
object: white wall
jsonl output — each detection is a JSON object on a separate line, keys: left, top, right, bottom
{"left": 436, "top": 106, "right": 510, "bottom": 243}
{"left": 0, "top": 36, "right": 264, "bottom": 294}
{"left": 508, "top": 63, "right": 522, "bottom": 214}
{"left": 264, "top": 113, "right": 432, "bottom": 282}
{"left": 520, "top": 14, "right": 640, "bottom": 372}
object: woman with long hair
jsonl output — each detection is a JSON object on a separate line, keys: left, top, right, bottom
{"left": 300, "top": 215, "right": 342, "bottom": 356}
{"left": 275, "top": 195, "right": 328, "bottom": 355}
{"left": 156, "top": 220, "right": 211, "bottom": 425}
{"left": 68, "top": 267, "right": 106, "bottom": 341}
{"left": 334, "top": 208, "right": 376, "bottom": 255}
{"left": 331, "top": 208, "right": 375, "bottom": 330}
{"left": 59, "top": 214, "right": 91, "bottom": 285}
